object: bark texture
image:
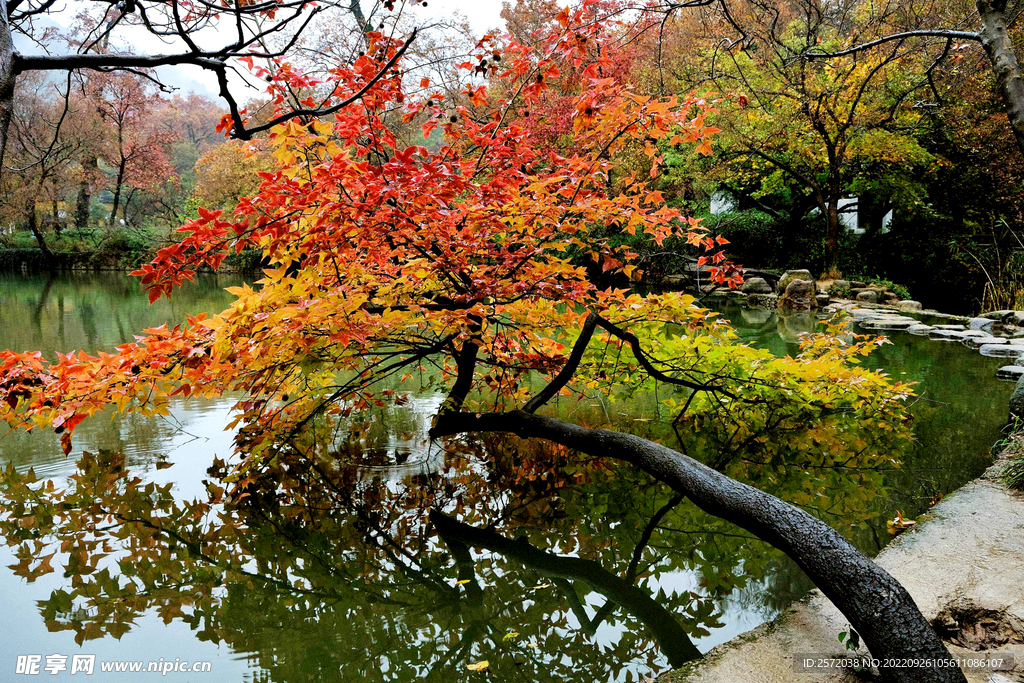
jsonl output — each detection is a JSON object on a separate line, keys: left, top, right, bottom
{"left": 0, "top": 12, "right": 15, "bottom": 169}
{"left": 977, "top": 0, "right": 1024, "bottom": 153}
{"left": 431, "top": 409, "right": 966, "bottom": 683}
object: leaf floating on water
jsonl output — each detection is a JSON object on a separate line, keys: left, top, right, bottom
{"left": 529, "top": 583, "right": 553, "bottom": 590}
{"left": 502, "top": 631, "right": 520, "bottom": 641}
{"left": 455, "top": 579, "right": 471, "bottom": 585}
{"left": 466, "top": 660, "right": 489, "bottom": 671}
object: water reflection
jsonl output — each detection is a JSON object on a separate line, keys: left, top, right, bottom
{"left": 0, "top": 425, "right": 815, "bottom": 682}
{"left": 0, "top": 276, "right": 1012, "bottom": 683}
{"left": 0, "top": 272, "right": 241, "bottom": 360}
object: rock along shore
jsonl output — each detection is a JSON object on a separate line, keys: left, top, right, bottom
{"left": 659, "top": 441, "right": 1024, "bottom": 683}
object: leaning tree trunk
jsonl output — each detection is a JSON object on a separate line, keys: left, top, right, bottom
{"left": 431, "top": 410, "right": 966, "bottom": 683}
{"left": 977, "top": 0, "right": 1024, "bottom": 154}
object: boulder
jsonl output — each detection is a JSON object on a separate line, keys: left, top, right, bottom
{"left": 855, "top": 290, "right": 879, "bottom": 303}
{"left": 741, "top": 277, "right": 773, "bottom": 294}
{"left": 880, "top": 291, "right": 900, "bottom": 303}
{"left": 997, "top": 365, "right": 1024, "bottom": 381}
{"left": 982, "top": 310, "right": 1014, "bottom": 321}
{"left": 850, "top": 280, "right": 867, "bottom": 288}
{"left": 832, "top": 279, "right": 851, "bottom": 290}
{"left": 1010, "top": 374, "right": 1024, "bottom": 421}
{"left": 815, "top": 293, "right": 831, "bottom": 307}
{"left": 777, "top": 269, "right": 813, "bottom": 293}
{"left": 778, "top": 279, "right": 818, "bottom": 311}
{"left": 896, "top": 300, "right": 923, "bottom": 312}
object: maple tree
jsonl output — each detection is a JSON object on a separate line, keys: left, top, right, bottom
{"left": 0, "top": 5, "right": 963, "bottom": 682}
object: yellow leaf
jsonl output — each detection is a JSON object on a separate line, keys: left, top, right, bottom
{"left": 466, "top": 660, "right": 489, "bottom": 671}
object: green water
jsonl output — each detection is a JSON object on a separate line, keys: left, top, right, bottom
{"left": 0, "top": 274, "right": 1011, "bottom": 682}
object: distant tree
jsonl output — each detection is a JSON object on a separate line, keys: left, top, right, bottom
{"left": 0, "top": 0, "right": 417, "bottom": 169}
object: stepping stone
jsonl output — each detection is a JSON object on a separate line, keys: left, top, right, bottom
{"left": 907, "top": 324, "right": 933, "bottom": 335}
{"left": 848, "top": 309, "right": 877, "bottom": 319}
{"left": 997, "top": 365, "right": 1024, "bottom": 380}
{"left": 980, "top": 344, "right": 1024, "bottom": 358}
{"left": 859, "top": 318, "right": 915, "bottom": 330}
{"left": 932, "top": 324, "right": 966, "bottom": 331}
{"left": 964, "top": 336, "right": 1007, "bottom": 349}
{"left": 930, "top": 329, "right": 971, "bottom": 341}
{"left": 968, "top": 317, "right": 995, "bottom": 330}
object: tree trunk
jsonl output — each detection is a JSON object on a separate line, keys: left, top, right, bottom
{"left": 75, "top": 158, "right": 96, "bottom": 230}
{"left": 25, "top": 197, "right": 54, "bottom": 260}
{"left": 824, "top": 196, "right": 841, "bottom": 274}
{"left": 431, "top": 410, "right": 966, "bottom": 683}
{"left": 109, "top": 162, "right": 125, "bottom": 226}
{"left": 0, "top": 10, "right": 16, "bottom": 171}
{"left": 977, "top": 0, "right": 1024, "bottom": 154}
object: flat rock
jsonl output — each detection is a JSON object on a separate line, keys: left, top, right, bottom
{"left": 982, "top": 310, "right": 1014, "bottom": 321}
{"left": 996, "top": 365, "right": 1024, "bottom": 380}
{"left": 858, "top": 318, "right": 915, "bottom": 330}
{"left": 964, "top": 336, "right": 1008, "bottom": 350}
{"left": 930, "top": 329, "right": 971, "bottom": 341}
{"left": 933, "top": 324, "right": 966, "bottom": 331}
{"left": 980, "top": 344, "right": 1024, "bottom": 358}
{"left": 906, "top": 324, "right": 933, "bottom": 335}
{"left": 969, "top": 317, "right": 996, "bottom": 330}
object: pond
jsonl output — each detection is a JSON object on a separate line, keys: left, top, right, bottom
{"left": 0, "top": 272, "right": 1011, "bottom": 682}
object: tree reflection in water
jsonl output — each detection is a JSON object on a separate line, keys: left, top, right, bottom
{"left": 0, "top": 385, "right": 906, "bottom": 682}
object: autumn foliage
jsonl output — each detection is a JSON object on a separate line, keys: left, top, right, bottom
{"left": 0, "top": 5, "right": 745, "bottom": 462}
